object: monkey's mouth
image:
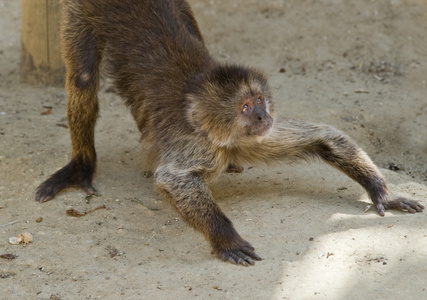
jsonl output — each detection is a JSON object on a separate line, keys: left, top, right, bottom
{"left": 249, "top": 119, "right": 273, "bottom": 136}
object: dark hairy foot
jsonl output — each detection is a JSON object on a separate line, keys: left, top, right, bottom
{"left": 226, "top": 164, "right": 244, "bottom": 173}
{"left": 36, "top": 155, "right": 95, "bottom": 203}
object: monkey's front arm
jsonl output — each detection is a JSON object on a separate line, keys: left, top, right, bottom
{"left": 154, "top": 165, "right": 262, "bottom": 266}
{"left": 256, "top": 119, "right": 424, "bottom": 215}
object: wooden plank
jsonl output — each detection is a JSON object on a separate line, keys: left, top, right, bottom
{"left": 20, "top": 0, "right": 64, "bottom": 86}
{"left": 47, "top": 0, "right": 63, "bottom": 72}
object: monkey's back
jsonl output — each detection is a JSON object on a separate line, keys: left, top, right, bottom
{"left": 61, "top": 0, "right": 212, "bottom": 139}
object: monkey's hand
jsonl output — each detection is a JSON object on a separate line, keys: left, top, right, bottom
{"left": 212, "top": 237, "right": 263, "bottom": 266}
{"left": 36, "top": 155, "right": 96, "bottom": 202}
{"left": 375, "top": 194, "right": 424, "bottom": 216}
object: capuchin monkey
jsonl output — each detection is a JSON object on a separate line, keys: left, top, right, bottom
{"left": 36, "top": 0, "right": 424, "bottom": 266}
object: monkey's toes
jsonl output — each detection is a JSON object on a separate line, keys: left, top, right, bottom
{"left": 36, "top": 182, "right": 95, "bottom": 203}
{"left": 35, "top": 191, "right": 53, "bottom": 203}
{"left": 79, "top": 183, "right": 96, "bottom": 196}
{"left": 226, "top": 164, "right": 244, "bottom": 173}
{"left": 36, "top": 183, "right": 59, "bottom": 203}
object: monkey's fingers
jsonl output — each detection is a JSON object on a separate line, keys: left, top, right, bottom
{"left": 376, "top": 196, "right": 424, "bottom": 215}
{"left": 386, "top": 197, "right": 424, "bottom": 213}
{"left": 216, "top": 244, "right": 263, "bottom": 266}
{"left": 223, "top": 250, "right": 253, "bottom": 266}
{"left": 375, "top": 204, "right": 386, "bottom": 216}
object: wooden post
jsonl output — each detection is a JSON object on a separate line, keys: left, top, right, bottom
{"left": 20, "top": 0, "right": 64, "bottom": 86}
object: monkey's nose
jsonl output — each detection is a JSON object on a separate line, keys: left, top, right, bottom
{"left": 254, "top": 107, "right": 266, "bottom": 121}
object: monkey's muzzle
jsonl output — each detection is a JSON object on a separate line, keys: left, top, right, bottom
{"left": 249, "top": 115, "right": 273, "bottom": 136}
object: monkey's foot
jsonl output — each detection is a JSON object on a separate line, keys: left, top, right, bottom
{"left": 213, "top": 239, "right": 263, "bottom": 266}
{"left": 375, "top": 195, "right": 424, "bottom": 216}
{"left": 226, "top": 164, "right": 244, "bottom": 173}
{"left": 36, "top": 156, "right": 95, "bottom": 203}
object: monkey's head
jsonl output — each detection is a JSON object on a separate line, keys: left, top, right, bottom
{"left": 186, "top": 64, "right": 274, "bottom": 147}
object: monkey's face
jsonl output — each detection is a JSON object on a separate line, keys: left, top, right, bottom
{"left": 240, "top": 94, "right": 273, "bottom": 136}
{"left": 186, "top": 64, "right": 274, "bottom": 147}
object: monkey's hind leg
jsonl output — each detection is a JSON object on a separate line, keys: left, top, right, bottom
{"left": 36, "top": 23, "right": 102, "bottom": 202}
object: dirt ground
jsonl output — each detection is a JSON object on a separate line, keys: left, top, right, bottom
{"left": 1, "top": 0, "right": 427, "bottom": 299}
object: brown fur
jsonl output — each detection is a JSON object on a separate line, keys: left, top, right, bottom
{"left": 36, "top": 0, "right": 424, "bottom": 266}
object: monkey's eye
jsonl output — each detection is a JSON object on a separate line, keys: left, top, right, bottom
{"left": 256, "top": 98, "right": 262, "bottom": 104}
{"left": 242, "top": 104, "right": 249, "bottom": 112}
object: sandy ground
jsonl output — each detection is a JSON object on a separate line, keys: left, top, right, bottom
{"left": 1, "top": 0, "right": 427, "bottom": 299}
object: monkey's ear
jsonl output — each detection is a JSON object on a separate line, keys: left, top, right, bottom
{"left": 185, "top": 94, "right": 243, "bottom": 147}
